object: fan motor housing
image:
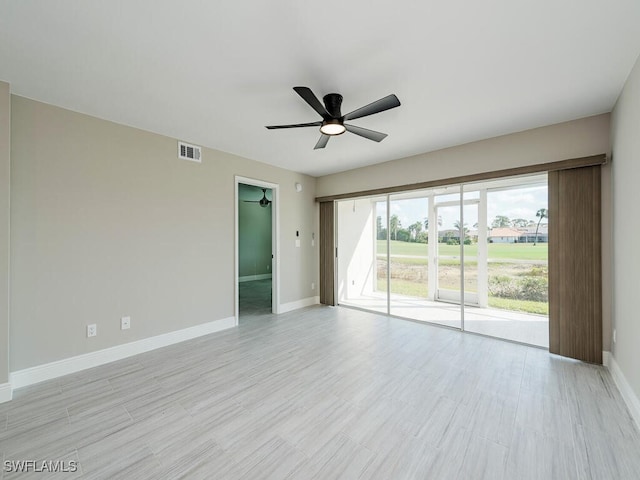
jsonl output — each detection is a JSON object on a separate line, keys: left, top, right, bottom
{"left": 323, "top": 93, "right": 343, "bottom": 118}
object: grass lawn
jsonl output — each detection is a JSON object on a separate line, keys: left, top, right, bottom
{"left": 377, "top": 240, "right": 547, "bottom": 261}
{"left": 372, "top": 240, "right": 548, "bottom": 315}
{"left": 377, "top": 278, "right": 428, "bottom": 298}
{"left": 378, "top": 255, "right": 467, "bottom": 266}
{"left": 488, "top": 297, "right": 549, "bottom": 315}
{"left": 376, "top": 277, "right": 548, "bottom": 315}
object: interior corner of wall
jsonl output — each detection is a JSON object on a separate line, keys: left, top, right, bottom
{"left": 0, "top": 382, "right": 12, "bottom": 404}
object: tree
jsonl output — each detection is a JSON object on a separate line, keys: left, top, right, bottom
{"left": 376, "top": 216, "right": 387, "bottom": 240}
{"left": 534, "top": 208, "right": 548, "bottom": 246}
{"left": 511, "top": 218, "right": 529, "bottom": 228}
{"left": 492, "top": 215, "right": 511, "bottom": 228}
{"left": 390, "top": 214, "right": 401, "bottom": 241}
{"left": 409, "top": 221, "right": 423, "bottom": 241}
{"left": 396, "top": 228, "right": 411, "bottom": 242}
{"left": 407, "top": 223, "right": 417, "bottom": 241}
{"left": 424, "top": 215, "right": 442, "bottom": 230}
{"left": 454, "top": 220, "right": 469, "bottom": 241}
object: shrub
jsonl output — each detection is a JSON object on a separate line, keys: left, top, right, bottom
{"left": 519, "top": 277, "right": 548, "bottom": 302}
{"left": 524, "top": 266, "right": 547, "bottom": 277}
{"left": 489, "top": 275, "right": 520, "bottom": 299}
{"left": 489, "top": 274, "right": 548, "bottom": 302}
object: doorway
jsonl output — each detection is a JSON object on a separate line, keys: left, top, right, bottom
{"left": 235, "top": 176, "right": 279, "bottom": 322}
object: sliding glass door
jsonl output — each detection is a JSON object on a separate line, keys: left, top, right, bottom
{"left": 463, "top": 176, "right": 549, "bottom": 346}
{"left": 336, "top": 196, "right": 387, "bottom": 313}
{"left": 335, "top": 173, "right": 549, "bottom": 348}
{"left": 389, "top": 191, "right": 432, "bottom": 321}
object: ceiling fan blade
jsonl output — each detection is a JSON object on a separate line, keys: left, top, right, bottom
{"left": 294, "top": 87, "right": 330, "bottom": 119}
{"left": 314, "top": 135, "right": 330, "bottom": 150}
{"left": 344, "top": 124, "right": 388, "bottom": 142}
{"left": 343, "top": 94, "right": 401, "bottom": 121}
{"left": 265, "top": 121, "right": 322, "bottom": 129}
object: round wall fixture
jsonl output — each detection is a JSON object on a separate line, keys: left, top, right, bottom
{"left": 295, "top": 182, "right": 303, "bottom": 192}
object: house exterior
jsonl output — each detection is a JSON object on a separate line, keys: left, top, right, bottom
{"left": 489, "top": 225, "right": 549, "bottom": 243}
{"left": 488, "top": 227, "right": 522, "bottom": 243}
{"left": 518, "top": 224, "right": 549, "bottom": 243}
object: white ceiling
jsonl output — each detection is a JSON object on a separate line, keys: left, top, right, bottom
{"left": 1, "top": 1, "right": 639, "bottom": 177}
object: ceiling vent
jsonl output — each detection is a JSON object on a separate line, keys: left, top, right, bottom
{"left": 178, "top": 141, "right": 202, "bottom": 163}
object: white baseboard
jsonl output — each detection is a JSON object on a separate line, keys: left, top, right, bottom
{"left": 607, "top": 353, "right": 640, "bottom": 430}
{"left": 0, "top": 382, "right": 12, "bottom": 404}
{"left": 9, "top": 316, "right": 236, "bottom": 391}
{"left": 239, "top": 274, "right": 272, "bottom": 283}
{"left": 603, "top": 350, "right": 611, "bottom": 367}
{"left": 279, "top": 296, "right": 319, "bottom": 314}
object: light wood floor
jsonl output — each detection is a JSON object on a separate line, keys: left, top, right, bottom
{"left": 1, "top": 305, "right": 639, "bottom": 479}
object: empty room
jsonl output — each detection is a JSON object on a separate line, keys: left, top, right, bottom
{"left": 1, "top": 1, "right": 640, "bottom": 478}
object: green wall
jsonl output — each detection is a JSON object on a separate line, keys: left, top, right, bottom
{"left": 239, "top": 186, "right": 272, "bottom": 279}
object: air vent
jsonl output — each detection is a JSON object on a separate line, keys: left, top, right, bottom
{"left": 178, "top": 141, "right": 202, "bottom": 163}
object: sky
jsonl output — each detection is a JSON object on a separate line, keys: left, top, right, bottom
{"left": 375, "top": 184, "right": 548, "bottom": 231}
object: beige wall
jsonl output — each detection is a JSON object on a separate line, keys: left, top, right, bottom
{"left": 317, "top": 113, "right": 612, "bottom": 350}
{"left": 611, "top": 54, "right": 640, "bottom": 400}
{"left": 0, "top": 82, "right": 10, "bottom": 384}
{"left": 10, "top": 96, "right": 318, "bottom": 371}
{"left": 317, "top": 114, "right": 610, "bottom": 198}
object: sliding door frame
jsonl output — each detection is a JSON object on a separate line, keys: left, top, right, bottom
{"left": 320, "top": 154, "right": 606, "bottom": 359}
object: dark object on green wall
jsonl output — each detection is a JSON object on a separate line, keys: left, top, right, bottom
{"left": 244, "top": 188, "right": 271, "bottom": 208}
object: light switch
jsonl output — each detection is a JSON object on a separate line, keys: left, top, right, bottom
{"left": 295, "top": 239, "right": 301, "bottom": 248}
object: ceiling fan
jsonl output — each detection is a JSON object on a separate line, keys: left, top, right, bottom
{"left": 266, "top": 87, "right": 401, "bottom": 150}
{"left": 243, "top": 188, "right": 271, "bottom": 208}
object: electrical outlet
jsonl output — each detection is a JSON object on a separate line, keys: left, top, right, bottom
{"left": 311, "top": 282, "right": 315, "bottom": 290}
{"left": 87, "top": 324, "right": 97, "bottom": 338}
{"left": 121, "top": 316, "right": 131, "bottom": 330}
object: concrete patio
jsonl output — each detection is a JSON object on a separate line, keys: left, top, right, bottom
{"left": 339, "top": 292, "right": 549, "bottom": 348}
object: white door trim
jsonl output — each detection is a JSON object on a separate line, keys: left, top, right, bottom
{"left": 235, "top": 176, "right": 281, "bottom": 323}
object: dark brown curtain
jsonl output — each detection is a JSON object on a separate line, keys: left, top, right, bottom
{"left": 319, "top": 201, "right": 335, "bottom": 306}
{"left": 549, "top": 165, "right": 602, "bottom": 363}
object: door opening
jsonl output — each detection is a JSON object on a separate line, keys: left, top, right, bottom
{"left": 235, "top": 177, "right": 279, "bottom": 323}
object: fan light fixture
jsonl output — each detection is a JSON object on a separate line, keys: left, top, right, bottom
{"left": 320, "top": 119, "right": 346, "bottom": 136}
{"left": 266, "top": 87, "right": 401, "bottom": 149}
